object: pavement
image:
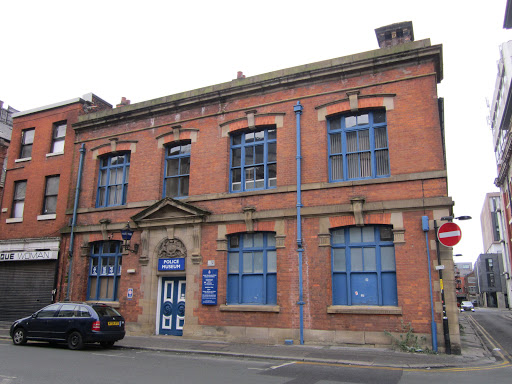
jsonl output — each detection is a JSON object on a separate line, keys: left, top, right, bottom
{"left": 0, "top": 310, "right": 509, "bottom": 369}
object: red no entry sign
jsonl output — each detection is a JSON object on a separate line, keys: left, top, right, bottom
{"left": 437, "top": 222, "right": 462, "bottom": 247}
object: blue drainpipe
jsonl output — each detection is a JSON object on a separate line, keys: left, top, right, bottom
{"left": 66, "top": 143, "right": 86, "bottom": 300}
{"left": 294, "top": 101, "right": 305, "bottom": 345}
{"left": 422, "top": 216, "right": 438, "bottom": 352}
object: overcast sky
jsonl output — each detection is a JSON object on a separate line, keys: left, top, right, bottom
{"left": 2, "top": 1, "right": 510, "bottom": 264}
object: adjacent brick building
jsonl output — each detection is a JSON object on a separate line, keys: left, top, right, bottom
{"left": 0, "top": 94, "right": 111, "bottom": 319}
{"left": 0, "top": 100, "right": 17, "bottom": 203}
{"left": 1, "top": 22, "right": 461, "bottom": 352}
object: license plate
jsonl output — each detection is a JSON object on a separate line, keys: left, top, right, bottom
{"left": 108, "top": 321, "right": 120, "bottom": 326}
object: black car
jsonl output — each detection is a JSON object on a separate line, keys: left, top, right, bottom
{"left": 10, "top": 302, "right": 125, "bottom": 350}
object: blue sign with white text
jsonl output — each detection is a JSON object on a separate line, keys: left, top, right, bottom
{"left": 158, "top": 258, "right": 185, "bottom": 271}
{"left": 202, "top": 269, "right": 218, "bottom": 305}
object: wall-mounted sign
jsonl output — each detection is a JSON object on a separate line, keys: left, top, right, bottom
{"left": 0, "top": 250, "right": 58, "bottom": 262}
{"left": 202, "top": 269, "right": 218, "bottom": 305}
{"left": 127, "top": 288, "right": 133, "bottom": 299}
{"left": 158, "top": 258, "right": 185, "bottom": 271}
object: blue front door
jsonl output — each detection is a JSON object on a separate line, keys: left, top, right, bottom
{"left": 159, "top": 277, "right": 186, "bottom": 336}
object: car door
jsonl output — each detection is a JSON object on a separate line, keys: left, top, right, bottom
{"left": 48, "top": 304, "right": 77, "bottom": 340}
{"left": 26, "top": 304, "right": 61, "bottom": 339}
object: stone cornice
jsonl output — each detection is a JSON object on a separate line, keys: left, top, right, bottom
{"left": 73, "top": 40, "right": 441, "bottom": 131}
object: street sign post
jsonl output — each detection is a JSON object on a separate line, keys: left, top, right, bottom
{"left": 437, "top": 222, "right": 462, "bottom": 247}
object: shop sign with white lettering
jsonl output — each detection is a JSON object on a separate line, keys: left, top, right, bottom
{"left": 158, "top": 258, "right": 185, "bottom": 271}
{"left": 0, "top": 250, "right": 58, "bottom": 262}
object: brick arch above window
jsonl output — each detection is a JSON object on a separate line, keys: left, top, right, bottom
{"left": 329, "top": 213, "right": 392, "bottom": 228}
{"left": 220, "top": 112, "right": 285, "bottom": 137}
{"left": 91, "top": 139, "right": 137, "bottom": 159}
{"left": 316, "top": 93, "right": 395, "bottom": 121}
{"left": 156, "top": 126, "right": 199, "bottom": 148}
{"left": 318, "top": 212, "right": 405, "bottom": 245}
{"left": 217, "top": 219, "right": 286, "bottom": 251}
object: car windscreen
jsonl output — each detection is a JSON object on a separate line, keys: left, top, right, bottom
{"left": 92, "top": 305, "right": 122, "bottom": 317}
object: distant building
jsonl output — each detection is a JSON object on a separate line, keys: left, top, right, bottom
{"left": 505, "top": 0, "right": 512, "bottom": 28}
{"left": 454, "top": 262, "right": 472, "bottom": 304}
{"left": 465, "top": 270, "right": 479, "bottom": 305}
{"left": 474, "top": 254, "right": 506, "bottom": 308}
{"left": 488, "top": 40, "right": 512, "bottom": 308}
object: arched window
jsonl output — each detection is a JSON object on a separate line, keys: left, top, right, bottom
{"left": 328, "top": 110, "right": 389, "bottom": 181}
{"left": 88, "top": 241, "right": 122, "bottom": 301}
{"left": 331, "top": 225, "right": 397, "bottom": 306}
{"left": 96, "top": 153, "right": 130, "bottom": 207}
{"left": 227, "top": 232, "right": 277, "bottom": 304}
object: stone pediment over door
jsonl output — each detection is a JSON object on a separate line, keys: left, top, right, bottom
{"left": 131, "top": 197, "right": 211, "bottom": 228}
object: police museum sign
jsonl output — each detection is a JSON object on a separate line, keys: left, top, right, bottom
{"left": 0, "top": 250, "right": 58, "bottom": 262}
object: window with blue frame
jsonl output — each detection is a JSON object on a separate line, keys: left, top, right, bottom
{"left": 163, "top": 142, "right": 190, "bottom": 198}
{"left": 96, "top": 153, "right": 130, "bottom": 207}
{"left": 88, "top": 241, "right": 122, "bottom": 301}
{"left": 328, "top": 110, "right": 389, "bottom": 181}
{"left": 230, "top": 127, "right": 276, "bottom": 192}
{"left": 331, "top": 225, "right": 397, "bottom": 306}
{"left": 227, "top": 232, "right": 277, "bottom": 305}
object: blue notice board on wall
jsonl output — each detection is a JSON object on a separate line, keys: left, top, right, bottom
{"left": 202, "top": 269, "right": 218, "bottom": 305}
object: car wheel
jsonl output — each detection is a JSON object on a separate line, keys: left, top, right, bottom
{"left": 100, "top": 341, "right": 115, "bottom": 348}
{"left": 67, "top": 331, "right": 84, "bottom": 350}
{"left": 12, "top": 327, "right": 27, "bottom": 345}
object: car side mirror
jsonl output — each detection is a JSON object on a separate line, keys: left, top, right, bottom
{"left": 32, "top": 313, "right": 37, "bottom": 318}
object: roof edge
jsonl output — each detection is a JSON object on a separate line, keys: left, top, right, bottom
{"left": 13, "top": 93, "right": 110, "bottom": 118}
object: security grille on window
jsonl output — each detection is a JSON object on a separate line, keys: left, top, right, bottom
{"left": 12, "top": 180, "right": 27, "bottom": 218}
{"left": 96, "top": 153, "right": 130, "bottom": 207}
{"left": 43, "top": 175, "right": 60, "bottom": 214}
{"left": 331, "top": 225, "right": 397, "bottom": 306}
{"left": 20, "top": 128, "right": 35, "bottom": 159}
{"left": 163, "top": 142, "right": 190, "bottom": 198}
{"left": 51, "top": 121, "right": 66, "bottom": 153}
{"left": 88, "top": 241, "right": 122, "bottom": 301}
{"left": 227, "top": 232, "right": 277, "bottom": 305}
{"left": 328, "top": 110, "right": 389, "bottom": 181}
{"left": 230, "top": 128, "right": 277, "bottom": 192}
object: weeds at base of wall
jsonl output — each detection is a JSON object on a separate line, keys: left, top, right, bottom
{"left": 385, "top": 320, "right": 435, "bottom": 354}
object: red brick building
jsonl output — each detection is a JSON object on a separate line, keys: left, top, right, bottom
{"left": 0, "top": 94, "right": 111, "bottom": 319}
{"left": 1, "top": 22, "right": 460, "bottom": 352}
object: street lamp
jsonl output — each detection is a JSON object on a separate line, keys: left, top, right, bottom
{"left": 121, "top": 223, "right": 139, "bottom": 253}
{"left": 434, "top": 215, "right": 471, "bottom": 355}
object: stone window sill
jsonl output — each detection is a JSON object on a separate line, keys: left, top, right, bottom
{"left": 219, "top": 304, "right": 280, "bottom": 313}
{"left": 46, "top": 152, "right": 64, "bottom": 158}
{"left": 37, "top": 214, "right": 57, "bottom": 221}
{"left": 6, "top": 218, "right": 23, "bottom": 224}
{"left": 15, "top": 157, "right": 31, "bottom": 163}
{"left": 327, "top": 305, "right": 402, "bottom": 315}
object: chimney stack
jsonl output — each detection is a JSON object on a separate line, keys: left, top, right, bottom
{"left": 237, "top": 71, "right": 245, "bottom": 79}
{"left": 375, "top": 21, "right": 414, "bottom": 48}
{"left": 116, "top": 97, "right": 131, "bottom": 108}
